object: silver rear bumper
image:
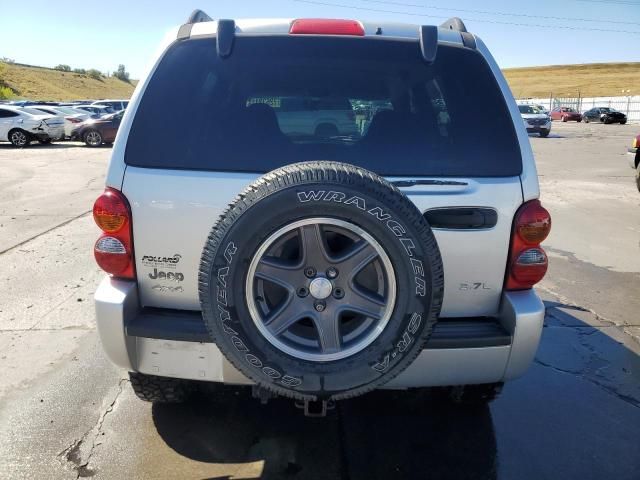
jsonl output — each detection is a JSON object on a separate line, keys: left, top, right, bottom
{"left": 629, "top": 148, "right": 638, "bottom": 169}
{"left": 95, "top": 277, "right": 544, "bottom": 388}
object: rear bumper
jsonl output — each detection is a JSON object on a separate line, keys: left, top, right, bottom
{"left": 526, "top": 126, "right": 550, "bottom": 134}
{"left": 94, "top": 277, "right": 544, "bottom": 388}
{"left": 41, "top": 125, "right": 65, "bottom": 140}
{"left": 629, "top": 148, "right": 638, "bottom": 169}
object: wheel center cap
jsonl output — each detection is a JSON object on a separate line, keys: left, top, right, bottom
{"left": 309, "top": 277, "right": 332, "bottom": 300}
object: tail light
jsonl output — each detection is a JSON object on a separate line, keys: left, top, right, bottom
{"left": 290, "top": 19, "right": 365, "bottom": 36}
{"left": 93, "top": 188, "right": 135, "bottom": 279}
{"left": 66, "top": 116, "right": 82, "bottom": 123}
{"left": 505, "top": 200, "right": 551, "bottom": 290}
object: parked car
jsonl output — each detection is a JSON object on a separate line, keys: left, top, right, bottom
{"left": 93, "top": 13, "right": 550, "bottom": 412}
{"left": 92, "top": 99, "right": 129, "bottom": 111}
{"left": 550, "top": 107, "right": 582, "bottom": 122}
{"left": 74, "top": 104, "right": 114, "bottom": 117}
{"left": 7, "top": 100, "right": 59, "bottom": 107}
{"left": 0, "top": 106, "right": 64, "bottom": 147}
{"left": 583, "top": 107, "right": 627, "bottom": 124}
{"left": 30, "top": 105, "right": 91, "bottom": 138}
{"left": 533, "top": 104, "right": 549, "bottom": 115}
{"left": 71, "top": 110, "right": 124, "bottom": 146}
{"left": 267, "top": 96, "right": 359, "bottom": 137}
{"left": 629, "top": 133, "right": 639, "bottom": 192}
{"left": 518, "top": 105, "right": 551, "bottom": 137}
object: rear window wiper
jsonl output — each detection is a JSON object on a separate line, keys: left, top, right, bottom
{"left": 391, "top": 179, "right": 468, "bottom": 187}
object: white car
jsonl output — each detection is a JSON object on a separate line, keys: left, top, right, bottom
{"left": 0, "top": 106, "right": 64, "bottom": 147}
{"left": 30, "top": 105, "right": 91, "bottom": 138}
{"left": 92, "top": 99, "right": 129, "bottom": 111}
{"left": 265, "top": 96, "right": 359, "bottom": 138}
{"left": 533, "top": 104, "right": 549, "bottom": 115}
{"left": 518, "top": 105, "right": 551, "bottom": 137}
{"left": 75, "top": 104, "right": 113, "bottom": 117}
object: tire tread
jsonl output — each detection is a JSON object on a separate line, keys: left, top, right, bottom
{"left": 198, "top": 161, "right": 444, "bottom": 401}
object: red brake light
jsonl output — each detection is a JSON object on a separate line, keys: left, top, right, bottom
{"left": 515, "top": 200, "right": 551, "bottom": 244}
{"left": 506, "top": 200, "right": 551, "bottom": 290}
{"left": 93, "top": 188, "right": 135, "bottom": 279}
{"left": 290, "top": 19, "right": 365, "bottom": 36}
{"left": 65, "top": 116, "right": 82, "bottom": 123}
{"left": 93, "top": 189, "right": 129, "bottom": 233}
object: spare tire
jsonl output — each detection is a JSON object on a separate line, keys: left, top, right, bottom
{"left": 199, "top": 162, "right": 443, "bottom": 401}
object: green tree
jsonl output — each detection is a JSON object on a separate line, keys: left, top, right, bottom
{"left": 0, "top": 86, "right": 15, "bottom": 99}
{"left": 73, "top": 68, "right": 87, "bottom": 75}
{"left": 0, "top": 63, "right": 14, "bottom": 99}
{"left": 55, "top": 64, "right": 71, "bottom": 71}
{"left": 87, "top": 69, "right": 102, "bottom": 80}
{"left": 113, "top": 64, "right": 130, "bottom": 82}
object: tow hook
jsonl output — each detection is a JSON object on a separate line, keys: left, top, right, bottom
{"left": 295, "top": 398, "right": 335, "bottom": 417}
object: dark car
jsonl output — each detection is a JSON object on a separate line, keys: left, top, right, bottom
{"left": 71, "top": 110, "right": 123, "bottom": 147}
{"left": 550, "top": 107, "right": 582, "bottom": 122}
{"left": 583, "top": 107, "right": 627, "bottom": 124}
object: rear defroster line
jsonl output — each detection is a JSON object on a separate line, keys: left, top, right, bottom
{"left": 0, "top": 209, "right": 92, "bottom": 256}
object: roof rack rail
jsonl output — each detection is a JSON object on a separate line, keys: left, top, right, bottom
{"left": 178, "top": 9, "right": 214, "bottom": 40}
{"left": 440, "top": 17, "right": 467, "bottom": 33}
{"left": 186, "top": 9, "right": 212, "bottom": 24}
{"left": 439, "top": 17, "right": 476, "bottom": 50}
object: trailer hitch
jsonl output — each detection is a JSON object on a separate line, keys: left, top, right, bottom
{"left": 295, "top": 398, "right": 335, "bottom": 417}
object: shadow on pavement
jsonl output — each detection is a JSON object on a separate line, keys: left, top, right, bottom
{"left": 153, "top": 387, "right": 497, "bottom": 480}
{"left": 0, "top": 141, "right": 110, "bottom": 149}
{"left": 150, "top": 299, "right": 640, "bottom": 480}
{"left": 489, "top": 299, "right": 640, "bottom": 480}
{"left": 529, "top": 133, "right": 565, "bottom": 139}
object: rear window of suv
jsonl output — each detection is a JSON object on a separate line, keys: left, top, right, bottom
{"left": 126, "top": 36, "right": 522, "bottom": 177}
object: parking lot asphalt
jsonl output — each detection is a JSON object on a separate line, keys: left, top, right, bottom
{"left": 0, "top": 123, "right": 639, "bottom": 479}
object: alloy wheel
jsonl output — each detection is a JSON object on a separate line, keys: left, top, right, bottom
{"left": 245, "top": 218, "right": 396, "bottom": 362}
{"left": 10, "top": 131, "right": 27, "bottom": 147}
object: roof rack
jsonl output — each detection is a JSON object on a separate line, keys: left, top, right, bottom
{"left": 439, "top": 17, "right": 476, "bottom": 49}
{"left": 178, "top": 9, "right": 213, "bottom": 40}
{"left": 177, "top": 10, "right": 236, "bottom": 58}
{"left": 186, "top": 9, "right": 212, "bottom": 24}
{"left": 440, "top": 17, "right": 467, "bottom": 33}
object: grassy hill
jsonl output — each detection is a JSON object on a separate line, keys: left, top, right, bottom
{"left": 502, "top": 62, "right": 640, "bottom": 98}
{"left": 0, "top": 62, "right": 135, "bottom": 101}
{"left": 1, "top": 60, "right": 638, "bottom": 101}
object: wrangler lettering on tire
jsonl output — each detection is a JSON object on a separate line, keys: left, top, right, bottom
{"left": 199, "top": 162, "right": 443, "bottom": 401}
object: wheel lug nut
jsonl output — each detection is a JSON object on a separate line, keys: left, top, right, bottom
{"left": 333, "top": 288, "right": 344, "bottom": 299}
{"left": 304, "top": 267, "right": 317, "bottom": 278}
{"left": 297, "top": 287, "right": 308, "bottom": 298}
{"left": 326, "top": 267, "right": 338, "bottom": 279}
{"left": 314, "top": 301, "right": 326, "bottom": 312}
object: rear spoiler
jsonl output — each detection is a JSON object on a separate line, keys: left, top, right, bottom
{"left": 176, "top": 10, "right": 472, "bottom": 60}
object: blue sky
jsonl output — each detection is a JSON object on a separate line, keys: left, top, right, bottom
{"left": 1, "top": 0, "right": 639, "bottom": 78}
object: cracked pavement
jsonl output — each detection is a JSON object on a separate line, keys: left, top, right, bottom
{"left": 0, "top": 124, "right": 639, "bottom": 479}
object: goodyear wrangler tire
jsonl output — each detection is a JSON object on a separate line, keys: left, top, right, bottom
{"left": 199, "top": 162, "right": 443, "bottom": 401}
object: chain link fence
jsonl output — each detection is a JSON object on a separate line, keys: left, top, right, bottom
{"left": 517, "top": 95, "right": 640, "bottom": 123}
